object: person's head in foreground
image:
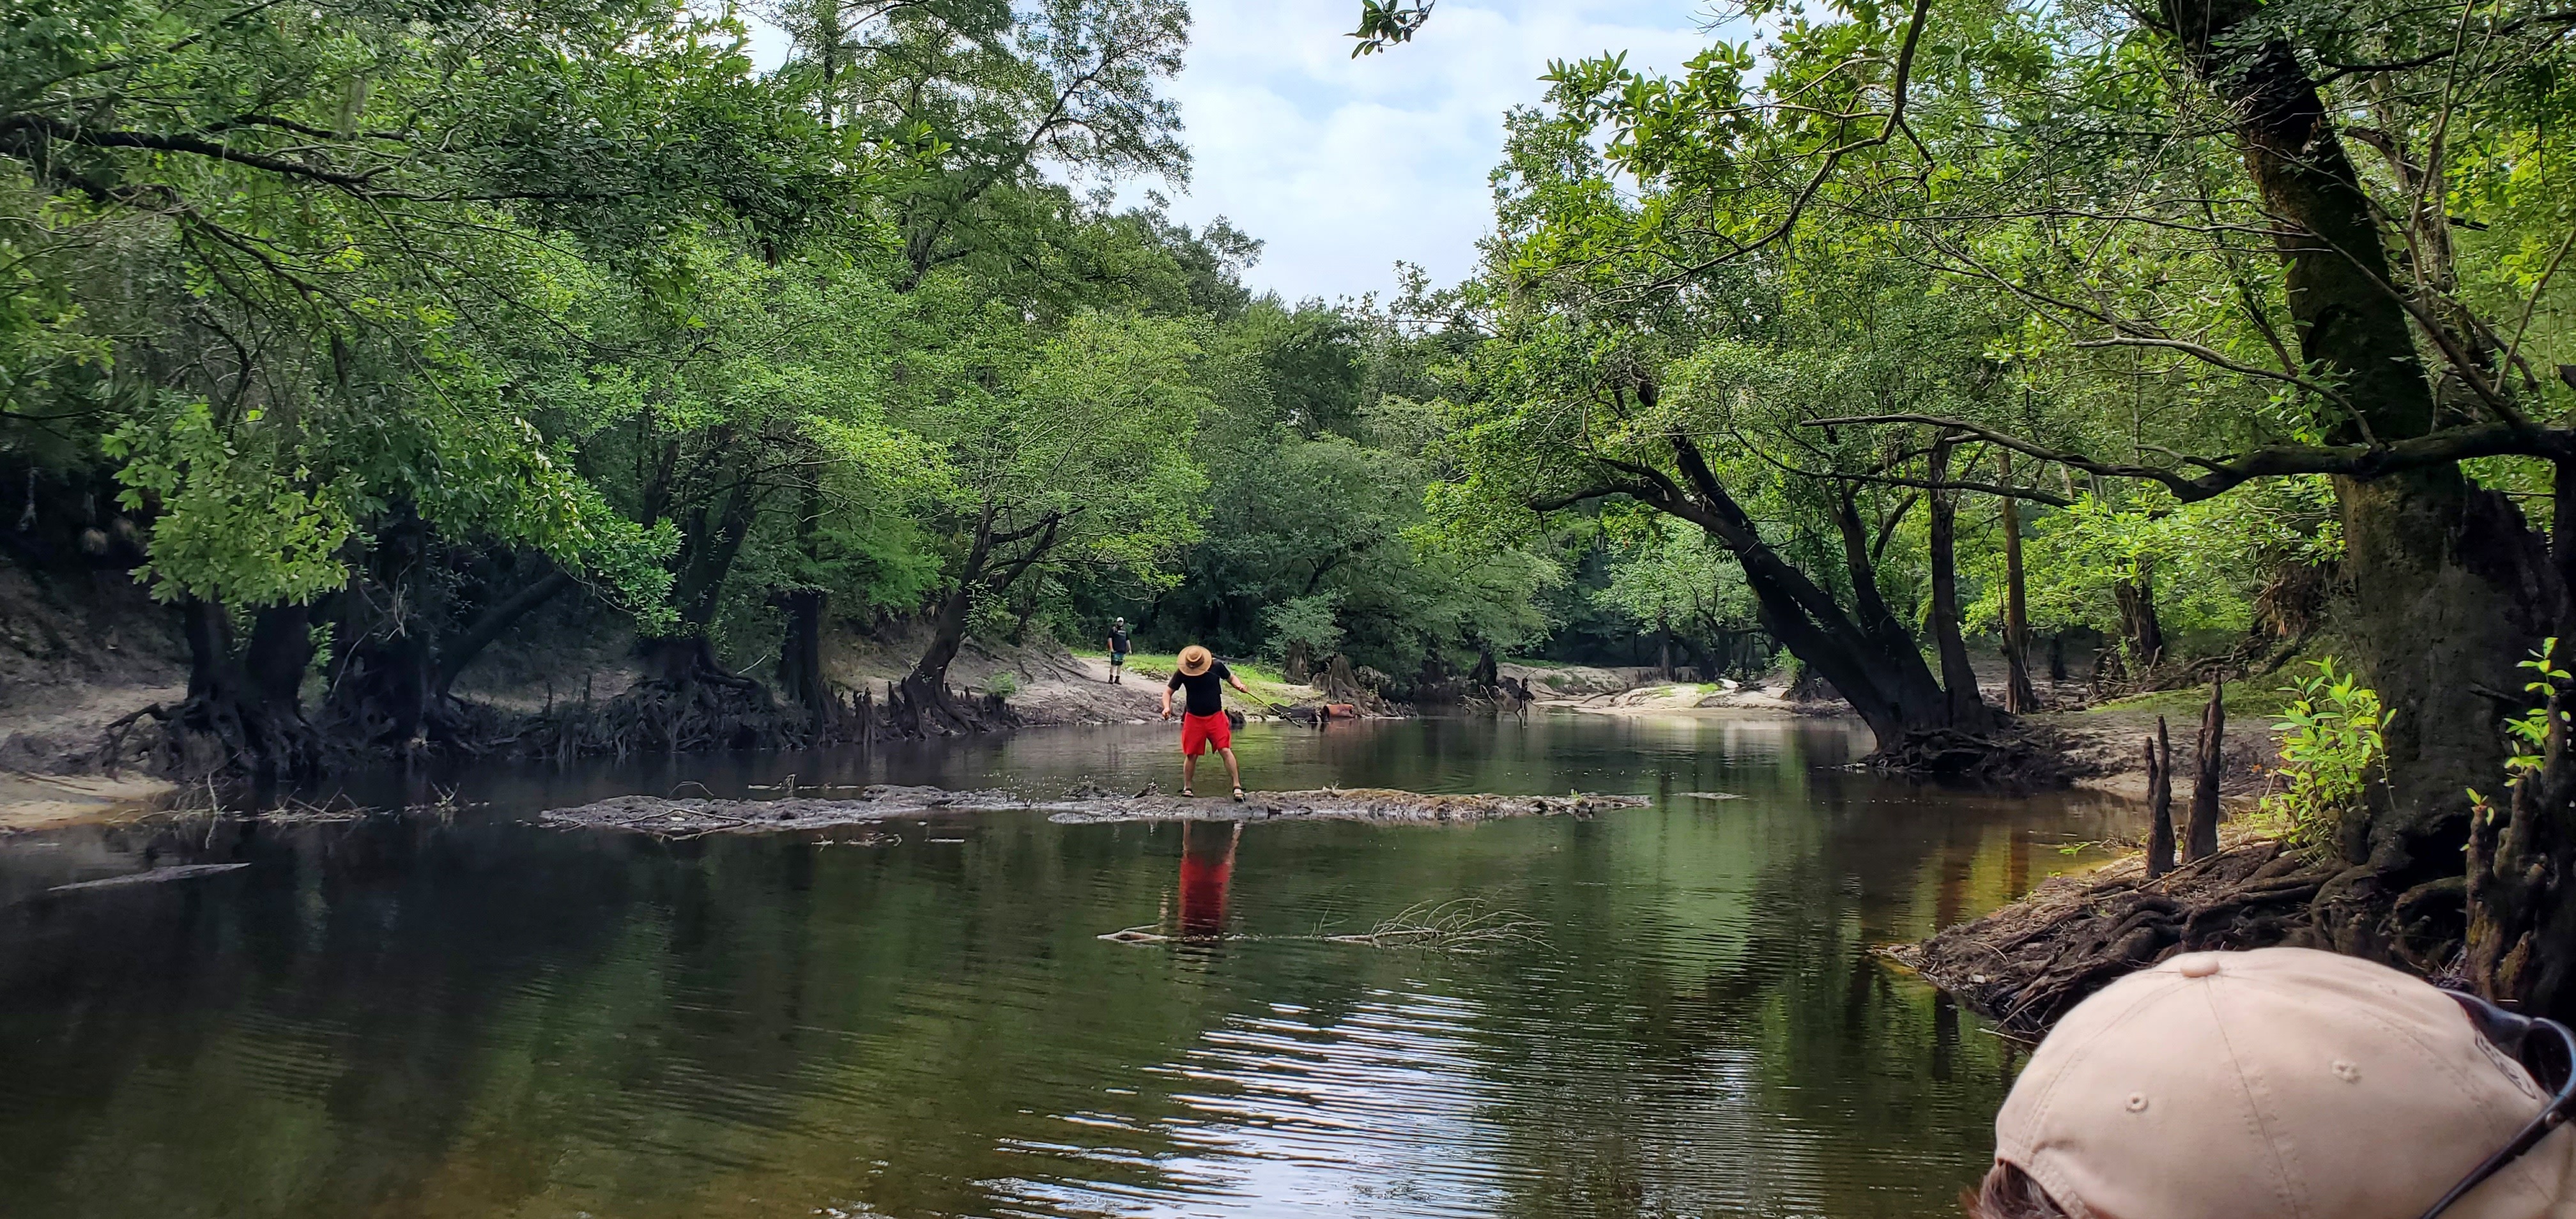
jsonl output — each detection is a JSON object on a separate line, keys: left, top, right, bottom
{"left": 1975, "top": 946, "right": 2576, "bottom": 1219}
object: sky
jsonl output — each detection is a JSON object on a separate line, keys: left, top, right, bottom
{"left": 1139, "top": 1, "right": 1722, "bottom": 303}
{"left": 742, "top": 1, "right": 1727, "bottom": 303}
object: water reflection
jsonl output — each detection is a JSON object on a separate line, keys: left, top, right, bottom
{"left": 1176, "top": 821, "right": 1242, "bottom": 940}
{"left": 0, "top": 711, "right": 2128, "bottom": 1218}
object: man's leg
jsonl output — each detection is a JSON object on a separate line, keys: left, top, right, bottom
{"left": 1181, "top": 751, "right": 1197, "bottom": 794}
{"left": 1220, "top": 746, "right": 1242, "bottom": 793}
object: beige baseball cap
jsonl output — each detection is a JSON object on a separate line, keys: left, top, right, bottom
{"left": 1993, "top": 947, "right": 2576, "bottom": 1219}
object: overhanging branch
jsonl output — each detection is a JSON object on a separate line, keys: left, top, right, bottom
{"left": 1798, "top": 415, "right": 2569, "bottom": 502}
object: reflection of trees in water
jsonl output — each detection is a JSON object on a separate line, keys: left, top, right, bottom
{"left": 0, "top": 811, "right": 1435, "bottom": 1218}
{"left": 0, "top": 811, "right": 666, "bottom": 1216}
{"left": 0, "top": 762, "right": 2118, "bottom": 1219}
{"left": 1443, "top": 781, "right": 2091, "bottom": 1218}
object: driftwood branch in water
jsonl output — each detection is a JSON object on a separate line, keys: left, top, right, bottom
{"left": 540, "top": 784, "right": 1650, "bottom": 837}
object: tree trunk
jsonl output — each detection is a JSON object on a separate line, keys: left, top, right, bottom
{"left": 2464, "top": 463, "right": 2576, "bottom": 1016}
{"left": 777, "top": 588, "right": 829, "bottom": 721}
{"left": 2147, "top": 718, "right": 2175, "bottom": 878}
{"left": 323, "top": 507, "right": 436, "bottom": 749}
{"left": 2113, "top": 569, "right": 2165, "bottom": 675}
{"left": 773, "top": 459, "right": 836, "bottom": 728}
{"left": 1671, "top": 456, "right": 1963, "bottom": 752}
{"left": 1999, "top": 452, "right": 2039, "bottom": 713}
{"left": 1590, "top": 388, "right": 1987, "bottom": 760}
{"left": 898, "top": 581, "right": 981, "bottom": 734}
{"left": 2187, "top": 683, "right": 2225, "bottom": 862}
{"left": 1926, "top": 441, "right": 1991, "bottom": 728}
{"left": 673, "top": 477, "right": 760, "bottom": 636}
{"left": 433, "top": 569, "right": 572, "bottom": 697}
{"left": 2157, "top": 0, "right": 2547, "bottom": 960}
{"left": 898, "top": 505, "right": 1060, "bottom": 735}
{"left": 164, "top": 599, "right": 321, "bottom": 782}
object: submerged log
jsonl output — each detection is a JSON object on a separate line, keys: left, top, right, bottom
{"left": 541, "top": 785, "right": 1650, "bottom": 836}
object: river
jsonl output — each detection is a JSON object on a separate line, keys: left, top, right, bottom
{"left": 0, "top": 710, "right": 2133, "bottom": 1218}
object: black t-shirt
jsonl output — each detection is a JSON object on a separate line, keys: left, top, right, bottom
{"left": 1108, "top": 627, "right": 1130, "bottom": 652}
{"left": 1169, "top": 662, "right": 1232, "bottom": 717}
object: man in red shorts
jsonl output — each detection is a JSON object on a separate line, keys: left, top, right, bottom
{"left": 1160, "top": 644, "right": 1250, "bottom": 799}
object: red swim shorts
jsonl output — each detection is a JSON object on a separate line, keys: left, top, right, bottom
{"left": 1180, "top": 710, "right": 1233, "bottom": 756}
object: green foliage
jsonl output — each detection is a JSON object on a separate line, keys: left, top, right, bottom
{"left": 2502, "top": 640, "right": 2572, "bottom": 785}
{"left": 1261, "top": 594, "right": 1345, "bottom": 659}
{"left": 1348, "top": 0, "right": 1435, "bottom": 55}
{"left": 103, "top": 401, "right": 356, "bottom": 606}
{"left": 1975, "top": 478, "right": 2342, "bottom": 640}
{"left": 1140, "top": 298, "right": 1554, "bottom": 675}
{"left": 2259, "top": 660, "right": 2389, "bottom": 847}
{"left": 1595, "top": 516, "right": 1756, "bottom": 658}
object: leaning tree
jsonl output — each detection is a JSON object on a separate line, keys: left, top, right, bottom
{"left": 1367, "top": 0, "right": 2576, "bottom": 1010}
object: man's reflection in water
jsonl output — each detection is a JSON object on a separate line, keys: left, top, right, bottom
{"left": 1177, "top": 820, "right": 1243, "bottom": 939}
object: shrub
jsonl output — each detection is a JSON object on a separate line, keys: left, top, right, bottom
{"left": 985, "top": 671, "right": 1020, "bottom": 700}
{"left": 1261, "top": 593, "right": 1344, "bottom": 661}
{"left": 2469, "top": 640, "right": 2573, "bottom": 826}
{"left": 2258, "top": 658, "right": 2387, "bottom": 847}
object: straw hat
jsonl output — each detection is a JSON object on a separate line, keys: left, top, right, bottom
{"left": 1992, "top": 946, "right": 2576, "bottom": 1218}
{"left": 1177, "top": 645, "right": 1213, "bottom": 676}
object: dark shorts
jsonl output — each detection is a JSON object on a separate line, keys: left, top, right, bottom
{"left": 1110, "top": 651, "right": 1128, "bottom": 666}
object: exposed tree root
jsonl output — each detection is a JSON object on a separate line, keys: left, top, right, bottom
{"left": 85, "top": 668, "right": 1031, "bottom": 778}
{"left": 505, "top": 671, "right": 806, "bottom": 757}
{"left": 1887, "top": 835, "right": 2334, "bottom": 1038}
{"left": 95, "top": 694, "right": 332, "bottom": 784}
{"left": 1865, "top": 722, "right": 2082, "bottom": 786}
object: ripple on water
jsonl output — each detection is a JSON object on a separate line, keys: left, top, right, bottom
{"left": 995, "top": 983, "right": 1514, "bottom": 1219}
{"left": 0, "top": 714, "right": 2131, "bottom": 1219}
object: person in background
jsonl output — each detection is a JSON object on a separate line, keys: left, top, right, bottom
{"left": 1160, "top": 644, "right": 1249, "bottom": 800}
{"left": 1106, "top": 617, "right": 1131, "bottom": 684}
{"left": 1969, "top": 946, "right": 2576, "bottom": 1219}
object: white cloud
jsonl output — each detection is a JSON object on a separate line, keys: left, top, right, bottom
{"left": 735, "top": 1, "right": 1731, "bottom": 302}
{"left": 1159, "top": 1, "right": 1726, "bottom": 303}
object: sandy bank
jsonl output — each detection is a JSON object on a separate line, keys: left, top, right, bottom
{"left": 0, "top": 769, "right": 176, "bottom": 833}
{"left": 1531, "top": 677, "right": 1844, "bottom": 717}
{"left": 2037, "top": 702, "right": 2286, "bottom": 801}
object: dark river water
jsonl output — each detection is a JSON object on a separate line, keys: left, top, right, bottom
{"left": 0, "top": 711, "right": 2134, "bottom": 1218}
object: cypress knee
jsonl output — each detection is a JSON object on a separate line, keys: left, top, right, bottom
{"left": 2186, "top": 682, "right": 2225, "bottom": 861}
{"left": 2147, "top": 716, "right": 2175, "bottom": 878}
